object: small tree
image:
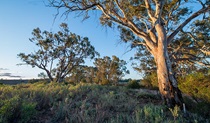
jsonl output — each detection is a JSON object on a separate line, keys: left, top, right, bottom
{"left": 81, "top": 66, "right": 97, "bottom": 83}
{"left": 38, "top": 72, "right": 47, "bottom": 80}
{"left": 66, "top": 65, "right": 97, "bottom": 83}
{"left": 94, "top": 55, "right": 129, "bottom": 85}
{"left": 18, "top": 23, "right": 99, "bottom": 82}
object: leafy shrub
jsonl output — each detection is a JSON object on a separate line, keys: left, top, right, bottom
{"left": 141, "top": 72, "right": 158, "bottom": 89}
{"left": 0, "top": 95, "right": 36, "bottom": 123}
{"left": 127, "top": 80, "right": 141, "bottom": 89}
{"left": 177, "top": 72, "right": 210, "bottom": 118}
{"left": 178, "top": 72, "right": 210, "bottom": 102}
{"left": 0, "top": 96, "right": 21, "bottom": 123}
{"left": 20, "top": 102, "right": 37, "bottom": 123}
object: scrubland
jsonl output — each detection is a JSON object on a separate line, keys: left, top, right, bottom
{"left": 0, "top": 76, "right": 209, "bottom": 123}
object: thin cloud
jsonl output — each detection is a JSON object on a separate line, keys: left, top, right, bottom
{"left": 0, "top": 73, "right": 11, "bottom": 76}
{"left": 0, "top": 73, "right": 22, "bottom": 78}
{"left": 0, "top": 68, "right": 9, "bottom": 70}
{"left": 10, "top": 75, "right": 22, "bottom": 78}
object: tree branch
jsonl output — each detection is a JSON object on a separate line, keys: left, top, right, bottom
{"left": 193, "top": 61, "right": 210, "bottom": 68}
{"left": 155, "top": 0, "right": 164, "bottom": 19}
{"left": 96, "top": 4, "right": 156, "bottom": 51}
{"left": 113, "top": 0, "right": 126, "bottom": 18}
{"left": 167, "top": 5, "right": 210, "bottom": 44}
{"left": 49, "top": 0, "right": 157, "bottom": 54}
{"left": 145, "top": 0, "right": 155, "bottom": 22}
{"left": 200, "top": 49, "right": 210, "bottom": 56}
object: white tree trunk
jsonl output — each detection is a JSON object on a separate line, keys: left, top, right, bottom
{"left": 154, "top": 24, "right": 183, "bottom": 108}
{"left": 156, "top": 51, "right": 183, "bottom": 108}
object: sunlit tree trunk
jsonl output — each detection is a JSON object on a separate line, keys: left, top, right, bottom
{"left": 154, "top": 24, "right": 183, "bottom": 108}
{"left": 156, "top": 48, "right": 183, "bottom": 108}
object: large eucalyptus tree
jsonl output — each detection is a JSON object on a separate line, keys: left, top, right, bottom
{"left": 48, "top": 0, "right": 209, "bottom": 108}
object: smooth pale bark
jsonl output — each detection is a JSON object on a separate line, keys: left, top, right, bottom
{"left": 156, "top": 49, "right": 183, "bottom": 108}
{"left": 154, "top": 24, "right": 183, "bottom": 108}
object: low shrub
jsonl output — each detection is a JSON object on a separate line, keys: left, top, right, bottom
{"left": 140, "top": 72, "right": 158, "bottom": 89}
{"left": 0, "top": 82, "right": 209, "bottom": 122}
{"left": 178, "top": 72, "right": 210, "bottom": 102}
{"left": 127, "top": 80, "right": 141, "bottom": 89}
{"left": 0, "top": 95, "right": 36, "bottom": 123}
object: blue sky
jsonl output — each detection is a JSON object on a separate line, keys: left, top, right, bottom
{"left": 0, "top": 0, "right": 140, "bottom": 79}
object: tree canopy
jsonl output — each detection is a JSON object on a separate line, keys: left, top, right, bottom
{"left": 132, "top": 17, "right": 210, "bottom": 76}
{"left": 67, "top": 55, "right": 129, "bottom": 85}
{"left": 18, "top": 23, "right": 99, "bottom": 82}
{"left": 94, "top": 55, "right": 129, "bottom": 85}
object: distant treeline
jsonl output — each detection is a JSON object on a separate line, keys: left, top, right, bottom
{"left": 0, "top": 79, "right": 141, "bottom": 85}
{"left": 0, "top": 80, "right": 29, "bottom": 85}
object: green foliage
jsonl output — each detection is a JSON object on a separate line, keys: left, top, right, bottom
{"left": 18, "top": 23, "right": 99, "bottom": 82}
{"left": 169, "top": 105, "right": 180, "bottom": 120}
{"left": 178, "top": 72, "right": 210, "bottom": 118}
{"left": 127, "top": 80, "right": 140, "bottom": 89}
{"left": 20, "top": 102, "right": 37, "bottom": 123}
{"left": 0, "top": 95, "right": 36, "bottom": 123}
{"left": 141, "top": 72, "right": 158, "bottom": 89}
{"left": 93, "top": 55, "right": 129, "bottom": 85}
{"left": 182, "top": 95, "right": 210, "bottom": 121}
{"left": 0, "top": 82, "right": 209, "bottom": 122}
{"left": 0, "top": 96, "right": 21, "bottom": 123}
{"left": 67, "top": 65, "right": 97, "bottom": 84}
{"left": 135, "top": 104, "right": 165, "bottom": 123}
{"left": 178, "top": 72, "right": 210, "bottom": 102}
{"left": 66, "top": 55, "right": 130, "bottom": 85}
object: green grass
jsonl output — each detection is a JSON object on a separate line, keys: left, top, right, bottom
{"left": 0, "top": 81, "right": 209, "bottom": 123}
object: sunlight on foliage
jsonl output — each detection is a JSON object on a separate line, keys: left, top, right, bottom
{"left": 0, "top": 81, "right": 209, "bottom": 122}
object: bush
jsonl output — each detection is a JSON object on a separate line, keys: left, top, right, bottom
{"left": 127, "top": 80, "right": 141, "bottom": 89}
{"left": 178, "top": 72, "right": 210, "bottom": 118}
{"left": 20, "top": 102, "right": 37, "bottom": 123}
{"left": 178, "top": 72, "right": 210, "bottom": 102}
{"left": 0, "top": 96, "right": 36, "bottom": 123}
{"left": 0, "top": 96, "right": 21, "bottom": 123}
{"left": 141, "top": 72, "right": 158, "bottom": 89}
